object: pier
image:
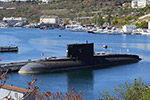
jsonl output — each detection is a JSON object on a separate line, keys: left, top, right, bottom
{"left": 0, "top": 58, "right": 53, "bottom": 73}
{"left": 0, "top": 59, "right": 41, "bottom": 73}
{"left": 0, "top": 61, "right": 27, "bottom": 73}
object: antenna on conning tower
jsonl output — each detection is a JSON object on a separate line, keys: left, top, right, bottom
{"left": 86, "top": 40, "right": 88, "bottom": 43}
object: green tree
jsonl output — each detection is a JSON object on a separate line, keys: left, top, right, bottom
{"left": 112, "top": 17, "right": 118, "bottom": 26}
{"left": 100, "top": 77, "right": 150, "bottom": 100}
{"left": 136, "top": 21, "right": 148, "bottom": 29}
{"left": 105, "top": 14, "right": 112, "bottom": 25}
{"left": 117, "top": 18, "right": 126, "bottom": 25}
{"left": 98, "top": 14, "right": 104, "bottom": 26}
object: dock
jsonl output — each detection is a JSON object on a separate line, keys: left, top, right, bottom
{"left": 0, "top": 59, "right": 48, "bottom": 73}
{"left": 0, "top": 61, "right": 27, "bottom": 73}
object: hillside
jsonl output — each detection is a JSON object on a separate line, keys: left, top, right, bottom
{"left": 0, "top": 0, "right": 149, "bottom": 28}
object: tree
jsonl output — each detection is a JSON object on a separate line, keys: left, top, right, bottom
{"left": 117, "top": 18, "right": 126, "bottom": 25}
{"left": 98, "top": 14, "right": 104, "bottom": 26}
{"left": 112, "top": 17, "right": 118, "bottom": 26}
{"left": 105, "top": 14, "right": 112, "bottom": 25}
{"left": 100, "top": 77, "right": 150, "bottom": 100}
{"left": 136, "top": 21, "right": 148, "bottom": 29}
{"left": 64, "top": 19, "right": 69, "bottom": 24}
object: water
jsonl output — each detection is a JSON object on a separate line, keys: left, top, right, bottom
{"left": 0, "top": 28, "right": 150, "bottom": 99}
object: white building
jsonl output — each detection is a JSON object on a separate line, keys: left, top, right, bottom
{"left": 2, "top": 17, "right": 27, "bottom": 27}
{"left": 3, "top": 17, "right": 27, "bottom": 23}
{"left": 0, "top": 84, "right": 35, "bottom": 100}
{"left": 39, "top": 16, "right": 60, "bottom": 28}
{"left": 40, "top": 16, "right": 60, "bottom": 24}
{"left": 148, "top": 21, "right": 150, "bottom": 29}
{"left": 131, "top": 0, "right": 138, "bottom": 8}
{"left": 122, "top": 25, "right": 136, "bottom": 33}
{"left": 40, "top": 0, "right": 51, "bottom": 3}
{"left": 131, "top": 0, "right": 150, "bottom": 8}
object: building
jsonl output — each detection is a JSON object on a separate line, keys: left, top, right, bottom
{"left": 1, "top": 0, "right": 54, "bottom": 3}
{"left": 122, "top": 25, "right": 136, "bottom": 33}
{"left": 39, "top": 16, "right": 60, "bottom": 28}
{"left": 131, "top": 0, "right": 150, "bottom": 8}
{"left": 131, "top": 0, "right": 138, "bottom": 8}
{"left": 3, "top": 17, "right": 27, "bottom": 22}
{"left": 2, "top": 17, "right": 27, "bottom": 27}
{"left": 40, "top": 16, "right": 60, "bottom": 24}
{"left": 40, "top": 0, "right": 52, "bottom": 3}
{"left": 0, "top": 84, "right": 35, "bottom": 100}
{"left": 148, "top": 21, "right": 150, "bottom": 29}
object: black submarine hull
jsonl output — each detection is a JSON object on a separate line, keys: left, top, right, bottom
{"left": 18, "top": 54, "right": 141, "bottom": 74}
{"left": 18, "top": 43, "right": 141, "bottom": 74}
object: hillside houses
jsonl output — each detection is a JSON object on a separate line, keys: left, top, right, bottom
{"left": 1, "top": 17, "right": 28, "bottom": 27}
{"left": 0, "top": 0, "right": 54, "bottom": 3}
{"left": 131, "top": 0, "right": 150, "bottom": 8}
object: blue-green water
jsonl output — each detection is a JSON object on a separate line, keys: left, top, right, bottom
{"left": 0, "top": 28, "right": 149, "bottom": 99}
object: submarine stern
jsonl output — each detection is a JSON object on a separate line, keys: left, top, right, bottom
{"left": 93, "top": 53, "right": 141, "bottom": 68}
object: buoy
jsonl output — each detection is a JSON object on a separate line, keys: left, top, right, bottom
{"left": 103, "top": 45, "right": 107, "bottom": 49}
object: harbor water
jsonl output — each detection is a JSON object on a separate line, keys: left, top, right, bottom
{"left": 0, "top": 28, "right": 149, "bottom": 99}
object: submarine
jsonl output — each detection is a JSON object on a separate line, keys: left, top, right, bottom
{"left": 18, "top": 43, "right": 141, "bottom": 74}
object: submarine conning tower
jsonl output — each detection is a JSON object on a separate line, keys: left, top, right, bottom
{"left": 67, "top": 43, "right": 94, "bottom": 60}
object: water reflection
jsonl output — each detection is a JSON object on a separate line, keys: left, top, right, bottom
{"left": 67, "top": 70, "right": 94, "bottom": 99}
{"left": 29, "top": 39, "right": 65, "bottom": 46}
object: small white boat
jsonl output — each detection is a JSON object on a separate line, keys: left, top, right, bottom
{"left": 93, "top": 29, "right": 106, "bottom": 34}
{"left": 0, "top": 22, "right": 8, "bottom": 28}
{"left": 107, "top": 29, "right": 122, "bottom": 35}
{"left": 65, "top": 24, "right": 85, "bottom": 32}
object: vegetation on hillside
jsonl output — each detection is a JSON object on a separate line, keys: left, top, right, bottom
{"left": 136, "top": 21, "right": 148, "bottom": 29}
{"left": 0, "top": 0, "right": 150, "bottom": 28}
{"left": 100, "top": 77, "right": 150, "bottom": 100}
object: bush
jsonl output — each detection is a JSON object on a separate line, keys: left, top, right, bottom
{"left": 100, "top": 77, "right": 150, "bottom": 100}
{"left": 136, "top": 21, "right": 148, "bottom": 29}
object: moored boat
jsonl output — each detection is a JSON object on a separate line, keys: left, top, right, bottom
{"left": 0, "top": 46, "right": 18, "bottom": 52}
